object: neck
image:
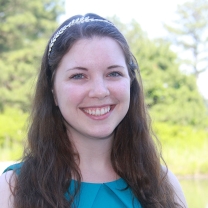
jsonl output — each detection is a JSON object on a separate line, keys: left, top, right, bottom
{"left": 69, "top": 132, "right": 117, "bottom": 182}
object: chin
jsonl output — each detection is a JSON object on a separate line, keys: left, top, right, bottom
{"left": 88, "top": 131, "right": 114, "bottom": 140}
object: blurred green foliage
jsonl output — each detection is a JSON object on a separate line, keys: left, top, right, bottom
{"left": 0, "top": 0, "right": 64, "bottom": 111}
{"left": 154, "top": 122, "right": 208, "bottom": 175}
{"left": 0, "top": 107, "right": 28, "bottom": 160}
{"left": 0, "top": 0, "right": 64, "bottom": 52}
{"left": 180, "top": 179, "right": 208, "bottom": 207}
{"left": 0, "top": 1, "right": 207, "bottom": 176}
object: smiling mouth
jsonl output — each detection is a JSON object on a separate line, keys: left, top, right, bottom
{"left": 83, "top": 106, "right": 111, "bottom": 116}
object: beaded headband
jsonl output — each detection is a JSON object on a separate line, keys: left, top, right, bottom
{"left": 48, "top": 16, "right": 114, "bottom": 58}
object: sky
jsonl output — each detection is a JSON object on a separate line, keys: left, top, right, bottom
{"left": 61, "top": 0, "right": 208, "bottom": 99}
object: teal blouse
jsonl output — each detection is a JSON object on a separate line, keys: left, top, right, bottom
{"left": 3, "top": 163, "right": 142, "bottom": 208}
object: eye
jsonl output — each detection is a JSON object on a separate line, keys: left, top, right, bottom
{"left": 70, "top": 73, "right": 85, "bottom": 79}
{"left": 108, "top": 71, "right": 122, "bottom": 77}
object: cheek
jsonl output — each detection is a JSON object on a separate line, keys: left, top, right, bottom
{"left": 118, "top": 81, "right": 130, "bottom": 98}
{"left": 55, "top": 85, "right": 84, "bottom": 107}
{"left": 111, "top": 81, "right": 130, "bottom": 104}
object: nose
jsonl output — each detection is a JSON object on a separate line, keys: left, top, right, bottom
{"left": 88, "top": 78, "right": 110, "bottom": 99}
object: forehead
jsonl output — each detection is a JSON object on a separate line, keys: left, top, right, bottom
{"left": 62, "top": 36, "right": 126, "bottom": 63}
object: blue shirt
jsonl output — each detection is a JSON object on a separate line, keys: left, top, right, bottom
{"left": 3, "top": 163, "right": 142, "bottom": 208}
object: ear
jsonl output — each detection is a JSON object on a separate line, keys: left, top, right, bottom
{"left": 51, "top": 89, "right": 58, "bottom": 106}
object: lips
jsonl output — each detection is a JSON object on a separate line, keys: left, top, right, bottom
{"left": 83, "top": 106, "right": 111, "bottom": 116}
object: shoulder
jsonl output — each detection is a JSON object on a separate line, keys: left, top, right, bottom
{"left": 163, "top": 166, "right": 188, "bottom": 208}
{"left": 0, "top": 171, "right": 15, "bottom": 208}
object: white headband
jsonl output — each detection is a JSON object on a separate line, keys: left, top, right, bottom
{"left": 48, "top": 16, "right": 114, "bottom": 58}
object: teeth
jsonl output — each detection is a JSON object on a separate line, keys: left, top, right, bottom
{"left": 96, "top": 109, "right": 100, "bottom": 116}
{"left": 84, "top": 106, "right": 110, "bottom": 116}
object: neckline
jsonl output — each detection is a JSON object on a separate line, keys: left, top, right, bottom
{"left": 72, "top": 177, "right": 123, "bottom": 185}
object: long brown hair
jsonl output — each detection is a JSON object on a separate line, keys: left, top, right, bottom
{"left": 12, "top": 13, "right": 183, "bottom": 208}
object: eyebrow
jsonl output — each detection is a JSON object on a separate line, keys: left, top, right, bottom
{"left": 66, "top": 65, "right": 125, "bottom": 71}
{"left": 107, "top": 65, "right": 125, "bottom": 69}
{"left": 66, "top": 67, "right": 87, "bottom": 71}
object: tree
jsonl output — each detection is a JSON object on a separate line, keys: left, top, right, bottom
{"left": 0, "top": 0, "right": 64, "bottom": 52}
{"left": 164, "top": 0, "right": 208, "bottom": 78}
{"left": 0, "top": 0, "right": 64, "bottom": 111}
{"left": 135, "top": 39, "right": 207, "bottom": 126}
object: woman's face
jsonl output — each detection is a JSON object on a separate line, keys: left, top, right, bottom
{"left": 53, "top": 37, "right": 130, "bottom": 142}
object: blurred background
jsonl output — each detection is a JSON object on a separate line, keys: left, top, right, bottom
{"left": 0, "top": 0, "right": 207, "bottom": 207}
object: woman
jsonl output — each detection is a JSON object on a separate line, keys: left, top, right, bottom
{"left": 0, "top": 13, "right": 187, "bottom": 208}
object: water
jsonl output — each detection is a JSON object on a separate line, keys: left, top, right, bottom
{"left": 180, "top": 179, "right": 208, "bottom": 208}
